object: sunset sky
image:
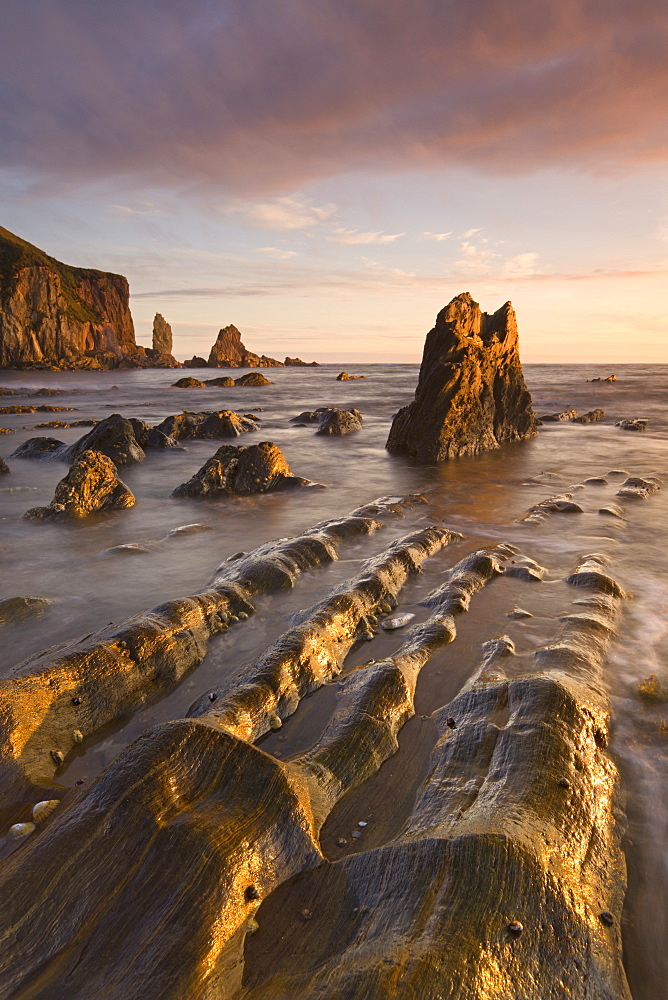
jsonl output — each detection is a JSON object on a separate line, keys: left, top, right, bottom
{"left": 1, "top": 0, "right": 666, "bottom": 362}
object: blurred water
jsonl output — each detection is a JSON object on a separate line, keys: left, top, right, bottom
{"left": 0, "top": 362, "right": 666, "bottom": 998}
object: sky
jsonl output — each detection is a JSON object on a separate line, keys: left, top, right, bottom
{"left": 1, "top": 0, "right": 667, "bottom": 363}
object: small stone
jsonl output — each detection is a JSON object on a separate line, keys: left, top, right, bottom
{"left": 380, "top": 603, "right": 392, "bottom": 613}
{"left": 245, "top": 885, "right": 260, "bottom": 901}
{"left": 71, "top": 696, "right": 81, "bottom": 706}
{"left": 299, "top": 909, "right": 312, "bottom": 922}
{"left": 51, "top": 750, "right": 65, "bottom": 766}
{"left": 358, "top": 821, "right": 368, "bottom": 827}
{"left": 247, "top": 919, "right": 259, "bottom": 934}
{"left": 75, "top": 779, "right": 86, "bottom": 785}
{"left": 557, "top": 778, "right": 571, "bottom": 790}
{"left": 229, "top": 616, "right": 239, "bottom": 624}
{"left": 238, "top": 611, "right": 249, "bottom": 620}
{"left": 600, "top": 910, "right": 614, "bottom": 926}
{"left": 336, "top": 837, "right": 348, "bottom": 847}
{"left": 362, "top": 632, "right": 374, "bottom": 642}
{"left": 208, "top": 692, "right": 217, "bottom": 702}
{"left": 507, "top": 920, "right": 524, "bottom": 936}
{"left": 351, "top": 830, "right": 362, "bottom": 839}
{"left": 72, "top": 729, "right": 84, "bottom": 744}
{"left": 446, "top": 717, "right": 457, "bottom": 729}
{"left": 269, "top": 712, "right": 282, "bottom": 730}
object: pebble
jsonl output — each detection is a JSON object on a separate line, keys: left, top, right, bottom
{"left": 358, "top": 821, "right": 367, "bottom": 827}
{"left": 351, "top": 830, "right": 362, "bottom": 839}
{"left": 380, "top": 613, "right": 415, "bottom": 630}
{"left": 208, "top": 692, "right": 217, "bottom": 702}
{"left": 50, "top": 750, "right": 65, "bottom": 766}
{"left": 72, "top": 729, "right": 84, "bottom": 743}
{"left": 336, "top": 837, "right": 348, "bottom": 847}
{"left": 599, "top": 910, "right": 614, "bottom": 926}
{"left": 506, "top": 607, "right": 533, "bottom": 620}
{"left": 507, "top": 920, "right": 524, "bottom": 936}
{"left": 75, "top": 779, "right": 86, "bottom": 785}
{"left": 445, "top": 717, "right": 457, "bottom": 729}
{"left": 245, "top": 885, "right": 260, "bottom": 901}
{"left": 269, "top": 712, "right": 282, "bottom": 730}
{"left": 247, "top": 919, "right": 259, "bottom": 934}
{"left": 299, "top": 908, "right": 312, "bottom": 922}
{"left": 557, "top": 778, "right": 571, "bottom": 790}
{"left": 71, "top": 696, "right": 81, "bottom": 706}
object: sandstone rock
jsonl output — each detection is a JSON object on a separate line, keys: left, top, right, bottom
{"left": 315, "top": 408, "right": 363, "bottom": 435}
{"left": 23, "top": 451, "right": 135, "bottom": 520}
{"left": 156, "top": 410, "right": 259, "bottom": 441}
{"left": 152, "top": 313, "right": 173, "bottom": 355}
{"left": 284, "top": 357, "right": 319, "bottom": 366}
{"left": 616, "top": 419, "right": 647, "bottom": 431}
{"left": 540, "top": 409, "right": 578, "bottom": 421}
{"left": 616, "top": 475, "right": 661, "bottom": 500}
{"left": 10, "top": 436, "right": 66, "bottom": 459}
{"left": 234, "top": 372, "right": 272, "bottom": 386}
{"left": 572, "top": 409, "right": 605, "bottom": 423}
{"left": 205, "top": 376, "right": 236, "bottom": 386}
{"left": 207, "top": 325, "right": 282, "bottom": 368}
{"left": 184, "top": 356, "right": 207, "bottom": 368}
{"left": 173, "top": 441, "right": 313, "bottom": 497}
{"left": 386, "top": 293, "right": 536, "bottom": 462}
{"left": 0, "top": 596, "right": 52, "bottom": 626}
{"left": 336, "top": 371, "right": 366, "bottom": 380}
{"left": 172, "top": 376, "right": 205, "bottom": 388}
{"left": 63, "top": 413, "right": 146, "bottom": 465}
{"left": 0, "top": 226, "right": 145, "bottom": 370}
{"left": 0, "top": 456, "right": 9, "bottom": 474}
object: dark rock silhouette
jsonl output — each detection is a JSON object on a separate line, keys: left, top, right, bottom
{"left": 285, "top": 356, "right": 319, "bottom": 366}
{"left": 23, "top": 451, "right": 135, "bottom": 519}
{"left": 0, "top": 456, "right": 9, "bottom": 474}
{"left": 184, "top": 356, "right": 207, "bottom": 368}
{"left": 156, "top": 410, "right": 259, "bottom": 441}
{"left": 386, "top": 293, "right": 536, "bottom": 462}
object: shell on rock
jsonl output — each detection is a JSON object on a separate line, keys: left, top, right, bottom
{"left": 32, "top": 799, "right": 60, "bottom": 823}
{"left": 8, "top": 822, "right": 36, "bottom": 840}
{"left": 380, "top": 613, "right": 415, "bottom": 630}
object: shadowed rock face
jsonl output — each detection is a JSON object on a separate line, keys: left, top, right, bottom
{"left": 386, "top": 292, "right": 537, "bottom": 462}
{"left": 23, "top": 450, "right": 135, "bottom": 520}
{"left": 11, "top": 415, "right": 178, "bottom": 466}
{"left": 291, "top": 407, "right": 363, "bottom": 435}
{"left": 156, "top": 410, "right": 259, "bottom": 441}
{"left": 173, "top": 441, "right": 313, "bottom": 497}
{"left": 208, "top": 325, "right": 282, "bottom": 368}
{"left": 152, "top": 313, "right": 172, "bottom": 354}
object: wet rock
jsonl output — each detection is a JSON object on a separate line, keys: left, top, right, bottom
{"left": 23, "top": 451, "right": 135, "bottom": 520}
{"left": 172, "top": 441, "right": 314, "bottom": 497}
{"left": 0, "top": 596, "right": 52, "bottom": 627}
{"left": 583, "top": 476, "right": 607, "bottom": 485}
{"left": 205, "top": 376, "right": 236, "bottom": 386}
{"left": 540, "top": 410, "right": 579, "bottom": 421}
{"left": 522, "top": 492, "right": 583, "bottom": 520}
{"left": 156, "top": 410, "right": 259, "bottom": 441}
{"left": 507, "top": 607, "right": 533, "bottom": 619}
{"left": 171, "top": 376, "right": 206, "bottom": 388}
{"left": 10, "top": 436, "right": 66, "bottom": 459}
{"left": 598, "top": 503, "right": 625, "bottom": 519}
{"left": 386, "top": 292, "right": 536, "bottom": 462}
{"left": 503, "top": 556, "right": 549, "bottom": 581}
{"left": 234, "top": 372, "right": 272, "bottom": 386}
{"left": 0, "top": 404, "right": 75, "bottom": 414}
{"left": 336, "top": 372, "right": 366, "bottom": 380}
{"left": 207, "top": 324, "right": 282, "bottom": 368}
{"left": 128, "top": 418, "right": 179, "bottom": 450}
{"left": 616, "top": 475, "right": 661, "bottom": 500}
{"left": 63, "top": 413, "right": 146, "bottom": 465}
{"left": 616, "top": 419, "right": 647, "bottom": 432}
{"left": 0, "top": 456, "right": 9, "bottom": 474}
{"left": 101, "top": 543, "right": 151, "bottom": 556}
{"left": 34, "top": 419, "right": 96, "bottom": 429}
{"left": 572, "top": 409, "right": 605, "bottom": 423}
{"left": 316, "top": 408, "right": 363, "bottom": 436}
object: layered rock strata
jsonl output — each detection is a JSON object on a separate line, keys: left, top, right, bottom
{"left": 0, "top": 226, "right": 146, "bottom": 370}
{"left": 172, "top": 442, "right": 313, "bottom": 497}
{"left": 23, "top": 451, "right": 135, "bottom": 520}
{"left": 386, "top": 292, "right": 537, "bottom": 462}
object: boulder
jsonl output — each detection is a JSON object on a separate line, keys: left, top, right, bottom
{"left": 0, "top": 456, "right": 9, "bottom": 474}
{"left": 183, "top": 356, "right": 207, "bottom": 368}
{"left": 572, "top": 409, "right": 605, "bottom": 423}
{"left": 386, "top": 293, "right": 536, "bottom": 462}
{"left": 172, "top": 441, "right": 313, "bottom": 497}
{"left": 171, "top": 377, "right": 205, "bottom": 388}
{"left": 207, "top": 325, "right": 282, "bottom": 368}
{"left": 10, "top": 437, "right": 66, "bottom": 459}
{"left": 205, "top": 376, "right": 235, "bottom": 387}
{"left": 316, "top": 407, "right": 363, "bottom": 435}
{"left": 235, "top": 372, "right": 272, "bottom": 386}
{"left": 0, "top": 596, "right": 52, "bottom": 626}
{"left": 63, "top": 414, "right": 146, "bottom": 465}
{"left": 336, "top": 371, "right": 366, "bottom": 380}
{"left": 152, "top": 313, "right": 173, "bottom": 355}
{"left": 23, "top": 451, "right": 135, "bottom": 519}
{"left": 155, "top": 410, "right": 259, "bottom": 441}
{"left": 128, "top": 418, "right": 180, "bottom": 449}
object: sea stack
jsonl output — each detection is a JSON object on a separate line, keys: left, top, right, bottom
{"left": 207, "top": 325, "right": 282, "bottom": 368}
{"left": 152, "top": 313, "right": 173, "bottom": 355}
{"left": 386, "top": 292, "right": 537, "bottom": 462}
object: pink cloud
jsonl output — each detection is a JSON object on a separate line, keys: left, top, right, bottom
{"left": 1, "top": 0, "right": 666, "bottom": 194}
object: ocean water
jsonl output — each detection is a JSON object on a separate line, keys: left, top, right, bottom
{"left": 0, "top": 362, "right": 666, "bottom": 998}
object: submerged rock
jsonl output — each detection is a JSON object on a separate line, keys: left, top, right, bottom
{"left": 616, "top": 419, "right": 648, "bottom": 432}
{"left": 63, "top": 413, "right": 146, "bottom": 465}
{"left": 572, "top": 409, "right": 605, "bottom": 423}
{"left": 10, "top": 436, "right": 66, "bottom": 459}
{"left": 205, "top": 376, "right": 236, "bottom": 387}
{"left": 336, "top": 371, "right": 366, "bottom": 380}
{"left": 386, "top": 292, "right": 536, "bottom": 462}
{"left": 172, "top": 441, "right": 314, "bottom": 497}
{"left": 171, "top": 377, "right": 205, "bottom": 388}
{"left": 235, "top": 372, "right": 272, "bottom": 386}
{"left": 0, "top": 595, "right": 52, "bottom": 627}
{"left": 0, "top": 456, "right": 9, "bottom": 474}
{"left": 155, "top": 410, "right": 259, "bottom": 441}
{"left": 540, "top": 409, "right": 578, "bottom": 421}
{"left": 316, "top": 408, "right": 363, "bottom": 435}
{"left": 23, "top": 451, "right": 135, "bottom": 520}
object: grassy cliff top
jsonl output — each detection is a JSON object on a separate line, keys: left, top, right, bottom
{"left": 0, "top": 226, "right": 126, "bottom": 323}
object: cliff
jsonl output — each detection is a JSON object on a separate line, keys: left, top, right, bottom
{"left": 0, "top": 227, "right": 145, "bottom": 370}
{"left": 386, "top": 292, "right": 537, "bottom": 461}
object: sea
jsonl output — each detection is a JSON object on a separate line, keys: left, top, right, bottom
{"left": 0, "top": 362, "right": 666, "bottom": 999}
